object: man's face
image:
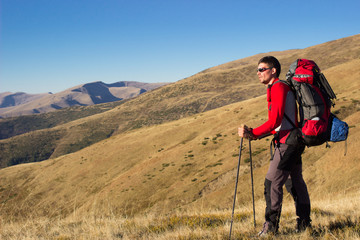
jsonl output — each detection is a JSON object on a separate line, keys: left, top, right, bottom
{"left": 257, "top": 63, "right": 277, "bottom": 85}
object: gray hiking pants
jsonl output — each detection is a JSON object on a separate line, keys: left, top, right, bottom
{"left": 264, "top": 142, "right": 311, "bottom": 230}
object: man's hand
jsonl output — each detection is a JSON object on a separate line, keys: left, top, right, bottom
{"left": 238, "top": 125, "right": 255, "bottom": 140}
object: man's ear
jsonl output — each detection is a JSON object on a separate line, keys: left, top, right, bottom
{"left": 271, "top": 68, "right": 277, "bottom": 76}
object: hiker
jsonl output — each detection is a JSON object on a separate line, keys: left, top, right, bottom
{"left": 238, "top": 56, "right": 311, "bottom": 236}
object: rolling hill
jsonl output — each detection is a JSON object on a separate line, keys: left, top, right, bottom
{"left": 0, "top": 92, "right": 51, "bottom": 108}
{"left": 0, "top": 81, "right": 168, "bottom": 118}
{"left": 0, "top": 35, "right": 359, "bottom": 238}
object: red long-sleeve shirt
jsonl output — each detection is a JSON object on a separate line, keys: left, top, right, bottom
{"left": 252, "top": 79, "right": 297, "bottom": 143}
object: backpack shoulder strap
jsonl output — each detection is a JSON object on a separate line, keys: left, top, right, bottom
{"left": 284, "top": 113, "right": 297, "bottom": 129}
{"left": 272, "top": 79, "right": 292, "bottom": 89}
{"left": 273, "top": 80, "right": 298, "bottom": 129}
{"left": 278, "top": 79, "right": 291, "bottom": 87}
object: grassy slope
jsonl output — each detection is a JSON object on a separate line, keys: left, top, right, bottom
{"left": 1, "top": 34, "right": 359, "bottom": 169}
{"left": 0, "top": 100, "right": 125, "bottom": 139}
{"left": 0, "top": 36, "right": 360, "bottom": 239}
{"left": 0, "top": 56, "right": 265, "bottom": 168}
{"left": 1, "top": 58, "right": 359, "bottom": 216}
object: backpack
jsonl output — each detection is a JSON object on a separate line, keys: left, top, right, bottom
{"left": 284, "top": 59, "right": 349, "bottom": 147}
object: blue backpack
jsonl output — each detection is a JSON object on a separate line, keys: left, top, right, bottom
{"left": 328, "top": 114, "right": 349, "bottom": 142}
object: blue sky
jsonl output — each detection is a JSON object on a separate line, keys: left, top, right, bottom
{"left": 1, "top": 0, "right": 359, "bottom": 94}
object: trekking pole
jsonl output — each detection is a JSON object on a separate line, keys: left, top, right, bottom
{"left": 249, "top": 139, "right": 256, "bottom": 228}
{"left": 229, "top": 137, "right": 243, "bottom": 240}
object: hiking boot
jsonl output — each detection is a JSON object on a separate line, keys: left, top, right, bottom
{"left": 258, "top": 221, "right": 276, "bottom": 237}
{"left": 296, "top": 218, "right": 312, "bottom": 232}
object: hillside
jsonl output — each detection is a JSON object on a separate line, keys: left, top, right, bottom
{"left": 0, "top": 100, "right": 127, "bottom": 140}
{"left": 0, "top": 92, "right": 51, "bottom": 108}
{"left": 0, "top": 35, "right": 359, "bottom": 170}
{"left": 0, "top": 36, "right": 359, "bottom": 239}
{"left": 0, "top": 34, "right": 359, "bottom": 222}
{"left": 0, "top": 81, "right": 168, "bottom": 118}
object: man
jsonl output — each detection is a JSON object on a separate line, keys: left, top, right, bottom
{"left": 238, "top": 56, "right": 311, "bottom": 236}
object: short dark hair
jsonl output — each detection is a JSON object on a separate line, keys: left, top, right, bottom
{"left": 258, "top": 56, "right": 281, "bottom": 78}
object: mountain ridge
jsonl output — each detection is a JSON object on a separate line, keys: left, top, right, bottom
{"left": 0, "top": 92, "right": 52, "bottom": 108}
{"left": 0, "top": 81, "right": 169, "bottom": 118}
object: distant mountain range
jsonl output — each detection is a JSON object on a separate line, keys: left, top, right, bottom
{"left": 0, "top": 81, "right": 169, "bottom": 118}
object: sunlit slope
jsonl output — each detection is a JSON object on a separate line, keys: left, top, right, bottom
{"left": 0, "top": 58, "right": 359, "bottom": 221}
{"left": 207, "top": 34, "right": 360, "bottom": 78}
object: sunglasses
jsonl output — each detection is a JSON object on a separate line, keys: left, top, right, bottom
{"left": 257, "top": 67, "right": 272, "bottom": 72}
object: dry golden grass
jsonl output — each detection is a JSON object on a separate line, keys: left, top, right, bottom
{"left": 1, "top": 192, "right": 360, "bottom": 239}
